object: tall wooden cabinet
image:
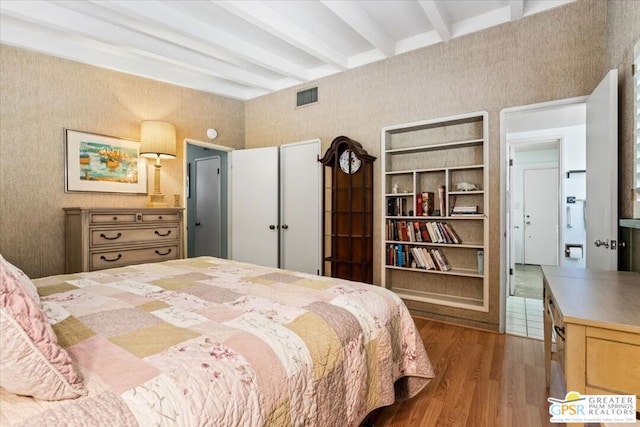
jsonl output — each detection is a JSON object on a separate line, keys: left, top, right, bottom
{"left": 320, "top": 136, "right": 376, "bottom": 283}
{"left": 381, "top": 112, "right": 489, "bottom": 311}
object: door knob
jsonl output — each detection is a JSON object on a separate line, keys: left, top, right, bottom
{"left": 282, "top": 224, "right": 289, "bottom": 230}
{"left": 195, "top": 222, "right": 201, "bottom": 226}
{"left": 594, "top": 239, "right": 609, "bottom": 248}
{"left": 269, "top": 225, "right": 276, "bottom": 230}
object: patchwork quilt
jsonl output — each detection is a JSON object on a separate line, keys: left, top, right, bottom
{"left": 1, "top": 257, "right": 434, "bottom": 426}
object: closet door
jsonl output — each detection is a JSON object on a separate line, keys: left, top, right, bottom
{"left": 230, "top": 147, "right": 279, "bottom": 267}
{"left": 280, "top": 140, "right": 322, "bottom": 275}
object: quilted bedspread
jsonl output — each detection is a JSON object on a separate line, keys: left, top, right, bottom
{"left": 1, "top": 257, "right": 434, "bottom": 426}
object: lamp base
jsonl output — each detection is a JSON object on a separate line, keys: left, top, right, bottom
{"left": 147, "top": 193, "right": 167, "bottom": 208}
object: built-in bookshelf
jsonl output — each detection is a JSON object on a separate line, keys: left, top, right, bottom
{"left": 381, "top": 111, "right": 489, "bottom": 312}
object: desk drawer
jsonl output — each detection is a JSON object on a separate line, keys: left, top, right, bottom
{"left": 545, "top": 284, "right": 566, "bottom": 372}
{"left": 90, "top": 226, "right": 178, "bottom": 247}
{"left": 586, "top": 328, "right": 640, "bottom": 397}
{"left": 90, "top": 245, "right": 178, "bottom": 270}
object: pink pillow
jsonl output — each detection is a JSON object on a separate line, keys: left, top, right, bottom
{"left": 0, "top": 255, "right": 40, "bottom": 305}
{"left": 0, "top": 256, "right": 87, "bottom": 400}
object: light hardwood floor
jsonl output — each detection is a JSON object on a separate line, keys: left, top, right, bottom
{"left": 369, "top": 317, "right": 567, "bottom": 427}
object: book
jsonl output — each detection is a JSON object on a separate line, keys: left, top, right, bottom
{"left": 415, "top": 195, "right": 423, "bottom": 217}
{"left": 420, "top": 192, "right": 434, "bottom": 216}
{"left": 399, "top": 221, "right": 408, "bottom": 241}
{"left": 421, "top": 247, "right": 436, "bottom": 270}
{"left": 419, "top": 222, "right": 431, "bottom": 242}
{"left": 425, "top": 222, "right": 437, "bottom": 242}
{"left": 451, "top": 205, "right": 478, "bottom": 214}
{"left": 443, "top": 223, "right": 461, "bottom": 244}
{"left": 431, "top": 248, "right": 451, "bottom": 271}
{"left": 413, "top": 222, "right": 422, "bottom": 242}
{"left": 437, "top": 222, "right": 454, "bottom": 244}
{"left": 438, "top": 186, "right": 446, "bottom": 217}
{"left": 411, "top": 247, "right": 425, "bottom": 269}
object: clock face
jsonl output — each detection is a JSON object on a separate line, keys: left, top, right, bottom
{"left": 339, "top": 149, "right": 362, "bottom": 174}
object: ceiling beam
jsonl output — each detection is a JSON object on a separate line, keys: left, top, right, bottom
{"left": 216, "top": 0, "right": 349, "bottom": 70}
{"left": 510, "top": 0, "right": 524, "bottom": 20}
{"left": 1, "top": 0, "right": 278, "bottom": 91}
{"left": 0, "top": 15, "right": 259, "bottom": 100}
{"left": 320, "top": 0, "right": 395, "bottom": 58}
{"left": 419, "top": 0, "right": 451, "bottom": 43}
{"left": 91, "top": 0, "right": 309, "bottom": 82}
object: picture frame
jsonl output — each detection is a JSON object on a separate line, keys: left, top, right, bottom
{"left": 64, "top": 129, "right": 148, "bottom": 194}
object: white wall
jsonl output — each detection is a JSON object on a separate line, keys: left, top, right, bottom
{"left": 508, "top": 124, "right": 586, "bottom": 268}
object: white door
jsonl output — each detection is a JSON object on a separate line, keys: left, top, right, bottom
{"left": 194, "top": 156, "right": 221, "bottom": 257}
{"left": 586, "top": 69, "right": 618, "bottom": 270}
{"left": 230, "top": 147, "right": 279, "bottom": 267}
{"left": 280, "top": 140, "right": 322, "bottom": 275}
{"left": 523, "top": 168, "right": 559, "bottom": 266}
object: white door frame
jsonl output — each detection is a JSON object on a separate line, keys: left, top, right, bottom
{"left": 507, "top": 137, "right": 562, "bottom": 295}
{"left": 499, "top": 96, "right": 586, "bottom": 333}
{"left": 183, "top": 138, "right": 233, "bottom": 258}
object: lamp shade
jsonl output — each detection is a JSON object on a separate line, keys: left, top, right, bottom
{"left": 140, "top": 120, "right": 177, "bottom": 159}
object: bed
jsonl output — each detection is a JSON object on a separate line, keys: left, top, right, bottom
{"left": 0, "top": 256, "right": 434, "bottom": 426}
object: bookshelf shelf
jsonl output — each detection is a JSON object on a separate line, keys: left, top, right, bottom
{"left": 381, "top": 111, "right": 489, "bottom": 314}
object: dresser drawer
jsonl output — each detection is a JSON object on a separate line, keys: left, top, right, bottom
{"left": 140, "top": 213, "right": 180, "bottom": 223}
{"left": 90, "top": 245, "right": 179, "bottom": 270}
{"left": 91, "top": 213, "right": 137, "bottom": 224}
{"left": 90, "top": 226, "right": 179, "bottom": 247}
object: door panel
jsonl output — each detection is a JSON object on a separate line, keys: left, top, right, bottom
{"left": 194, "top": 156, "right": 221, "bottom": 257}
{"left": 586, "top": 70, "right": 618, "bottom": 270}
{"left": 230, "top": 147, "right": 279, "bottom": 267}
{"left": 280, "top": 140, "right": 321, "bottom": 275}
{"left": 523, "top": 168, "right": 559, "bottom": 266}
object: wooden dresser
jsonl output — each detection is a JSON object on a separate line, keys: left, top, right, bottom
{"left": 543, "top": 266, "right": 640, "bottom": 416}
{"left": 64, "top": 207, "right": 184, "bottom": 273}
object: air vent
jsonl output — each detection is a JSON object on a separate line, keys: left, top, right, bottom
{"left": 296, "top": 87, "right": 318, "bottom": 107}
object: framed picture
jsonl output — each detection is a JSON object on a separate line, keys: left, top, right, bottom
{"left": 64, "top": 129, "right": 148, "bottom": 194}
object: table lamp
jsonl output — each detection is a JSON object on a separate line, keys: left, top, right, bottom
{"left": 140, "top": 120, "right": 176, "bottom": 207}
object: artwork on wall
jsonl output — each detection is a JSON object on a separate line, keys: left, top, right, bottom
{"left": 64, "top": 129, "right": 148, "bottom": 194}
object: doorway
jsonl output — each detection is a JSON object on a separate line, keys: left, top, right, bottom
{"left": 194, "top": 156, "right": 221, "bottom": 257}
{"left": 184, "top": 139, "right": 231, "bottom": 259}
{"left": 501, "top": 100, "right": 587, "bottom": 338}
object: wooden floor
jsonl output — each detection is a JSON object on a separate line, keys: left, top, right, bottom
{"left": 368, "top": 317, "right": 567, "bottom": 427}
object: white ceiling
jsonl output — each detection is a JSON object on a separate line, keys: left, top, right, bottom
{"left": 0, "top": 0, "right": 574, "bottom": 101}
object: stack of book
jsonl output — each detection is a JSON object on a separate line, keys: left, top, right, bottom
{"left": 451, "top": 206, "right": 479, "bottom": 215}
{"left": 386, "top": 244, "right": 452, "bottom": 271}
{"left": 386, "top": 220, "right": 462, "bottom": 244}
{"left": 411, "top": 247, "right": 451, "bottom": 271}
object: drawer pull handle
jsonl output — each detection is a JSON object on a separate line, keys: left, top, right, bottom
{"left": 100, "top": 232, "right": 122, "bottom": 241}
{"left": 154, "top": 230, "right": 171, "bottom": 237}
{"left": 554, "top": 325, "right": 565, "bottom": 340}
{"left": 158, "top": 216, "right": 163, "bottom": 220}
{"left": 100, "top": 254, "right": 122, "bottom": 262}
{"left": 112, "top": 216, "right": 118, "bottom": 221}
{"left": 155, "top": 249, "right": 172, "bottom": 256}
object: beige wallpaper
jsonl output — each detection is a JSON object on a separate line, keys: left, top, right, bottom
{"left": 244, "top": 0, "right": 609, "bottom": 330}
{"left": 607, "top": 0, "right": 640, "bottom": 271}
{"left": 0, "top": 45, "right": 244, "bottom": 278}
